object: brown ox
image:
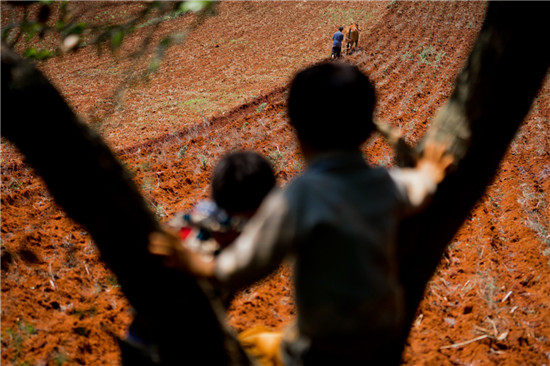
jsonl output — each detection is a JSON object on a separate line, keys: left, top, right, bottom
{"left": 343, "top": 23, "right": 359, "bottom": 55}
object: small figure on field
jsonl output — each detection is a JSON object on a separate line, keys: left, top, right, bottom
{"left": 331, "top": 26, "right": 344, "bottom": 59}
{"left": 343, "top": 22, "right": 359, "bottom": 54}
{"left": 149, "top": 63, "right": 453, "bottom": 365}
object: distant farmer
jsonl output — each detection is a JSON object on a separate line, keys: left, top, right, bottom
{"left": 149, "top": 63, "right": 453, "bottom": 365}
{"left": 331, "top": 26, "right": 344, "bottom": 59}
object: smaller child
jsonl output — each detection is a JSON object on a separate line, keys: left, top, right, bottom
{"left": 167, "top": 150, "right": 276, "bottom": 264}
{"left": 121, "top": 151, "right": 275, "bottom": 365}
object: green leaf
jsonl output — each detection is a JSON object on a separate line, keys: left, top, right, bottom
{"left": 24, "top": 48, "right": 38, "bottom": 58}
{"left": 149, "top": 1, "right": 162, "bottom": 9}
{"left": 110, "top": 29, "right": 124, "bottom": 49}
{"left": 24, "top": 48, "right": 54, "bottom": 60}
{"left": 179, "top": 0, "right": 210, "bottom": 13}
{"left": 148, "top": 59, "right": 160, "bottom": 73}
{"left": 37, "top": 49, "right": 54, "bottom": 59}
{"left": 64, "top": 22, "right": 87, "bottom": 36}
{"left": 22, "top": 22, "right": 43, "bottom": 40}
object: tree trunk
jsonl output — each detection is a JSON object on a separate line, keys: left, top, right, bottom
{"left": 397, "top": 1, "right": 550, "bottom": 352}
{"left": 1, "top": 44, "right": 247, "bottom": 365}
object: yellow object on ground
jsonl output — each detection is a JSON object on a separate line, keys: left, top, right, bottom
{"left": 238, "top": 325, "right": 284, "bottom": 366}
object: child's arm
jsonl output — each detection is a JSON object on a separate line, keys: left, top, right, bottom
{"left": 148, "top": 230, "right": 216, "bottom": 278}
{"left": 149, "top": 189, "right": 291, "bottom": 294}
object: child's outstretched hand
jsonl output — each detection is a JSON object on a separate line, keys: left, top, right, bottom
{"left": 416, "top": 141, "right": 454, "bottom": 183}
{"left": 149, "top": 230, "right": 215, "bottom": 278}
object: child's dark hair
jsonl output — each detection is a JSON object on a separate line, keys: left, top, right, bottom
{"left": 211, "top": 151, "right": 276, "bottom": 214}
{"left": 287, "top": 63, "right": 376, "bottom": 151}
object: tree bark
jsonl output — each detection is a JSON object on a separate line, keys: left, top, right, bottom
{"left": 1, "top": 44, "right": 247, "bottom": 365}
{"left": 397, "top": 1, "right": 550, "bottom": 353}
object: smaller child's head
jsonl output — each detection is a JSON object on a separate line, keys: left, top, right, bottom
{"left": 287, "top": 63, "right": 376, "bottom": 152}
{"left": 211, "top": 151, "right": 276, "bottom": 217}
{"left": 339, "top": 26, "right": 343, "bottom": 31}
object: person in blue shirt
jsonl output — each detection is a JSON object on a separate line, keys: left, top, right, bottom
{"left": 331, "top": 26, "right": 344, "bottom": 59}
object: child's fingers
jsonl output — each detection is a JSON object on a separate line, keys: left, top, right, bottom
{"left": 441, "top": 154, "right": 454, "bottom": 170}
{"left": 424, "top": 141, "right": 435, "bottom": 154}
{"left": 425, "top": 141, "right": 442, "bottom": 159}
{"left": 424, "top": 140, "right": 452, "bottom": 163}
{"left": 431, "top": 143, "right": 444, "bottom": 158}
{"left": 419, "top": 140, "right": 455, "bottom": 183}
{"left": 148, "top": 231, "right": 176, "bottom": 256}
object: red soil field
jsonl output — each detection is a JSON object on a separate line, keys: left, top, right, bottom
{"left": 1, "top": 2, "right": 549, "bottom": 365}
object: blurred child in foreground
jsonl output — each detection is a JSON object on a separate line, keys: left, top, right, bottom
{"left": 150, "top": 63, "right": 453, "bottom": 365}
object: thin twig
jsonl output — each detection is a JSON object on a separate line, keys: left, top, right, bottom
{"left": 440, "top": 334, "right": 490, "bottom": 350}
{"left": 48, "top": 262, "right": 57, "bottom": 290}
{"left": 486, "top": 317, "right": 498, "bottom": 337}
{"left": 414, "top": 313, "right": 423, "bottom": 327}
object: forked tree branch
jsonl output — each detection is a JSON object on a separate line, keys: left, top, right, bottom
{"left": 395, "top": 2, "right": 549, "bottom": 359}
